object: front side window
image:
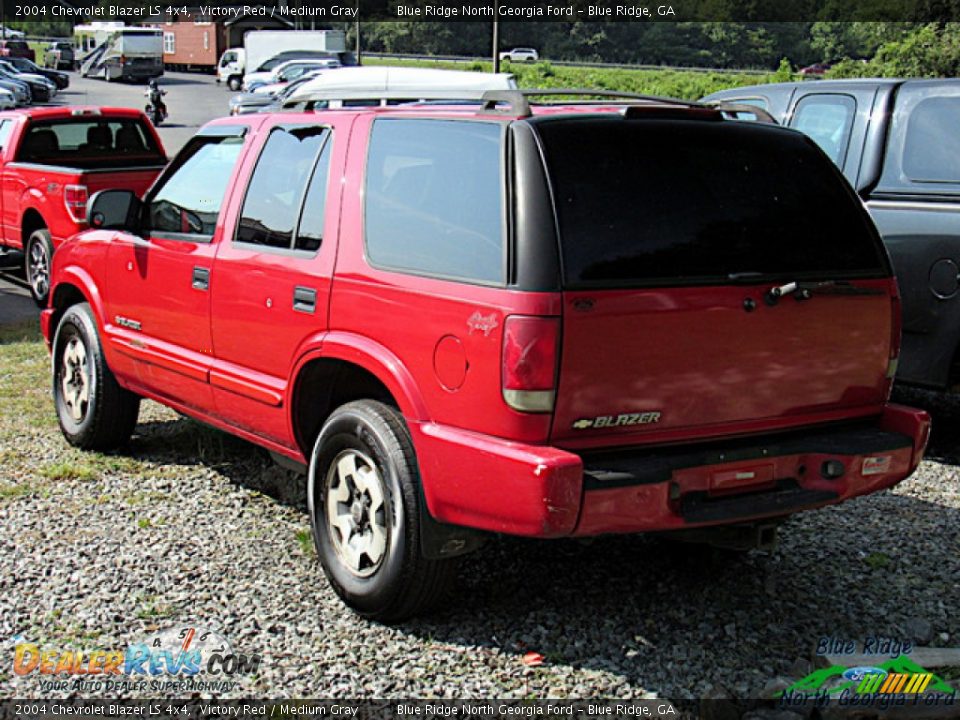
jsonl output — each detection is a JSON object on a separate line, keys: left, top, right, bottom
{"left": 236, "top": 126, "right": 330, "bottom": 251}
{"left": 364, "top": 119, "right": 504, "bottom": 284}
{"left": 148, "top": 134, "right": 244, "bottom": 238}
{"left": 0, "top": 120, "right": 14, "bottom": 150}
{"left": 790, "top": 94, "right": 856, "bottom": 167}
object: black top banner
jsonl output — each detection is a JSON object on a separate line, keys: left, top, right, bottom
{"left": 2, "top": 0, "right": 959, "bottom": 23}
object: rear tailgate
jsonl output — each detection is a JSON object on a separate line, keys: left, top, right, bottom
{"left": 79, "top": 165, "right": 163, "bottom": 196}
{"left": 532, "top": 115, "right": 896, "bottom": 449}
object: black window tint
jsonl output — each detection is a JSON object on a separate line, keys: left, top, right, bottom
{"left": 295, "top": 140, "right": 332, "bottom": 253}
{"left": 236, "top": 127, "right": 329, "bottom": 250}
{"left": 365, "top": 119, "right": 504, "bottom": 284}
{"left": 902, "top": 96, "right": 960, "bottom": 183}
{"left": 790, "top": 94, "right": 856, "bottom": 166}
{"left": 536, "top": 118, "right": 886, "bottom": 288}
{"left": 149, "top": 135, "right": 244, "bottom": 237}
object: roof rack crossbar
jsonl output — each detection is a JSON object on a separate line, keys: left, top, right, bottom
{"left": 480, "top": 88, "right": 703, "bottom": 117}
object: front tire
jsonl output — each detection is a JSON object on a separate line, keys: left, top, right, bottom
{"left": 228, "top": 76, "right": 241, "bottom": 91}
{"left": 53, "top": 303, "right": 140, "bottom": 451}
{"left": 25, "top": 228, "right": 53, "bottom": 307}
{"left": 308, "top": 400, "right": 456, "bottom": 621}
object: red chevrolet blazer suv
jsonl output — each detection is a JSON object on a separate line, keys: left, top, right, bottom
{"left": 41, "top": 91, "right": 931, "bottom": 620}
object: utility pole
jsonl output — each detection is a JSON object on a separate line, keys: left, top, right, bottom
{"left": 492, "top": 6, "right": 499, "bottom": 74}
{"left": 355, "top": 20, "right": 361, "bottom": 64}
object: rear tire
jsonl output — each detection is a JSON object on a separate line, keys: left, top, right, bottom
{"left": 53, "top": 303, "right": 140, "bottom": 451}
{"left": 307, "top": 400, "right": 457, "bottom": 621}
{"left": 25, "top": 228, "right": 53, "bottom": 307}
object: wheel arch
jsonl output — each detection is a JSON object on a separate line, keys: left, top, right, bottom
{"left": 288, "top": 332, "right": 430, "bottom": 459}
{"left": 49, "top": 268, "right": 106, "bottom": 336}
{"left": 21, "top": 206, "right": 47, "bottom": 245}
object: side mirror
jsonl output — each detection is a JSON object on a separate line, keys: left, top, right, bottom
{"left": 87, "top": 189, "right": 142, "bottom": 233}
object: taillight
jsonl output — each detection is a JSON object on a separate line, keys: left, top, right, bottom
{"left": 64, "top": 184, "right": 88, "bottom": 223}
{"left": 501, "top": 315, "right": 560, "bottom": 413}
{"left": 119, "top": 54, "right": 127, "bottom": 65}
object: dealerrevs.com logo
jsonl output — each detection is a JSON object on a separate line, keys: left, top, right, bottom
{"left": 11, "top": 625, "right": 261, "bottom": 693}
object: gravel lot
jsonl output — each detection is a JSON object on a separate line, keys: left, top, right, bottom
{"left": 0, "top": 319, "right": 958, "bottom": 702}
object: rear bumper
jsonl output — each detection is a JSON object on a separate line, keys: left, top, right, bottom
{"left": 410, "top": 404, "right": 930, "bottom": 538}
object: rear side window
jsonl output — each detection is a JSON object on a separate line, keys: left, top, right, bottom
{"left": 902, "top": 96, "right": 960, "bottom": 183}
{"left": 364, "top": 118, "right": 504, "bottom": 284}
{"left": 18, "top": 119, "right": 165, "bottom": 167}
{"left": 235, "top": 126, "right": 331, "bottom": 251}
{"left": 536, "top": 118, "right": 887, "bottom": 288}
{"left": 789, "top": 94, "right": 856, "bottom": 167}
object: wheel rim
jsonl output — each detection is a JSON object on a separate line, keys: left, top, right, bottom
{"left": 60, "top": 336, "right": 90, "bottom": 423}
{"left": 324, "top": 449, "right": 389, "bottom": 578}
{"left": 29, "top": 239, "right": 49, "bottom": 299}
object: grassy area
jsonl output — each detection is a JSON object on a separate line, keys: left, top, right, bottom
{"left": 364, "top": 56, "right": 783, "bottom": 100}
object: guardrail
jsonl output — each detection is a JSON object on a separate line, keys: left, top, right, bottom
{"left": 362, "top": 51, "right": 773, "bottom": 76}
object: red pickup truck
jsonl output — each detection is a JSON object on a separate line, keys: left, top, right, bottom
{"left": 43, "top": 94, "right": 930, "bottom": 620}
{"left": 0, "top": 106, "right": 166, "bottom": 304}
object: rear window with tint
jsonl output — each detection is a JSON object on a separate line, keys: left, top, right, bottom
{"left": 535, "top": 117, "right": 887, "bottom": 288}
{"left": 18, "top": 118, "right": 165, "bottom": 168}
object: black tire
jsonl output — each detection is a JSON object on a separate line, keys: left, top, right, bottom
{"left": 24, "top": 228, "right": 53, "bottom": 307}
{"left": 52, "top": 303, "right": 140, "bottom": 451}
{"left": 228, "top": 76, "right": 241, "bottom": 91}
{"left": 307, "top": 400, "right": 457, "bottom": 621}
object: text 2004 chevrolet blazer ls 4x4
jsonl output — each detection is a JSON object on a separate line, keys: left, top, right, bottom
{"left": 42, "top": 92, "right": 930, "bottom": 620}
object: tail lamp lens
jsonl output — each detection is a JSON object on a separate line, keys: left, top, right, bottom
{"left": 64, "top": 184, "right": 88, "bottom": 223}
{"left": 501, "top": 315, "right": 560, "bottom": 413}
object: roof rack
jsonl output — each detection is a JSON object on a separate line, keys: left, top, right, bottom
{"left": 479, "top": 88, "right": 700, "bottom": 117}
{"left": 281, "top": 88, "right": 508, "bottom": 111}
{"left": 478, "top": 90, "right": 779, "bottom": 124}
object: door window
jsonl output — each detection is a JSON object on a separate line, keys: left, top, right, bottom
{"left": 235, "top": 126, "right": 331, "bottom": 251}
{"left": 790, "top": 94, "right": 856, "bottom": 167}
{"left": 148, "top": 134, "right": 245, "bottom": 239}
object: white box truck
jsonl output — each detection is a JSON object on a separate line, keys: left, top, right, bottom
{"left": 216, "top": 30, "right": 347, "bottom": 91}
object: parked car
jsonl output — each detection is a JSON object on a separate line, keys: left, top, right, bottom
{"left": 280, "top": 66, "right": 518, "bottom": 110}
{"left": 799, "top": 62, "right": 831, "bottom": 76}
{"left": 0, "top": 75, "right": 30, "bottom": 105}
{"left": 244, "top": 58, "right": 340, "bottom": 93}
{"left": 0, "top": 60, "right": 55, "bottom": 102}
{"left": 45, "top": 41, "right": 75, "bottom": 70}
{"left": 43, "top": 90, "right": 929, "bottom": 621}
{"left": 229, "top": 69, "right": 327, "bottom": 115}
{"left": 499, "top": 47, "right": 539, "bottom": 63}
{"left": 0, "top": 39, "right": 34, "bottom": 62}
{"left": 6, "top": 56, "right": 69, "bottom": 89}
{"left": 0, "top": 87, "right": 16, "bottom": 110}
{"left": 0, "top": 107, "right": 167, "bottom": 305}
{"left": 703, "top": 79, "right": 960, "bottom": 393}
{"left": 242, "top": 55, "right": 341, "bottom": 92}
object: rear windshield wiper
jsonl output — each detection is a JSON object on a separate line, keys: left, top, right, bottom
{"left": 766, "top": 279, "right": 884, "bottom": 305}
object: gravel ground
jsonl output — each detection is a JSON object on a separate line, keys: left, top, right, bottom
{"left": 0, "top": 324, "right": 958, "bottom": 702}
